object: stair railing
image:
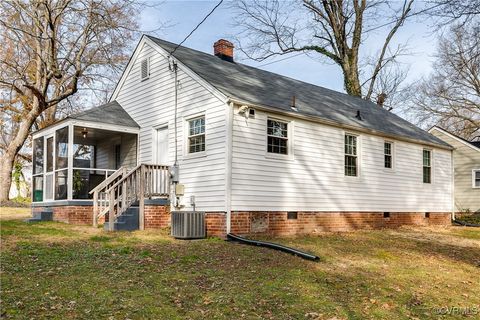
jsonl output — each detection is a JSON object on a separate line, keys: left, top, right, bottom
{"left": 104, "top": 164, "right": 170, "bottom": 231}
{"left": 90, "top": 167, "right": 128, "bottom": 227}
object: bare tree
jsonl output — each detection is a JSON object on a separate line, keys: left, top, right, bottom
{"left": 424, "top": 0, "right": 480, "bottom": 26}
{"left": 406, "top": 23, "right": 480, "bottom": 139}
{"left": 0, "top": 0, "right": 155, "bottom": 201}
{"left": 232, "top": 0, "right": 414, "bottom": 103}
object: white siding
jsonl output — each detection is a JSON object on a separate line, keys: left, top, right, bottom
{"left": 231, "top": 108, "right": 452, "bottom": 212}
{"left": 114, "top": 42, "right": 227, "bottom": 212}
{"left": 430, "top": 129, "right": 480, "bottom": 212}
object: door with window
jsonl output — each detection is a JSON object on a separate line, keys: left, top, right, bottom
{"left": 155, "top": 126, "right": 168, "bottom": 164}
{"left": 44, "top": 135, "right": 54, "bottom": 201}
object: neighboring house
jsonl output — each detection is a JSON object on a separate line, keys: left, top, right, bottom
{"left": 31, "top": 36, "right": 454, "bottom": 236}
{"left": 429, "top": 126, "right": 480, "bottom": 214}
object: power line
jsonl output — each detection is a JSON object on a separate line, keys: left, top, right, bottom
{"left": 169, "top": 0, "right": 224, "bottom": 57}
{"left": 255, "top": 52, "right": 305, "bottom": 68}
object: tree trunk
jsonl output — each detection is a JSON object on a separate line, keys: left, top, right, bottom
{"left": 0, "top": 101, "right": 42, "bottom": 202}
{"left": 0, "top": 154, "right": 14, "bottom": 202}
{"left": 342, "top": 60, "right": 362, "bottom": 97}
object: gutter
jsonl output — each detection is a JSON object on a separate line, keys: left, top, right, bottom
{"left": 227, "top": 98, "right": 453, "bottom": 151}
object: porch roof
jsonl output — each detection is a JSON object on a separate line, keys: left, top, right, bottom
{"left": 68, "top": 101, "right": 139, "bottom": 128}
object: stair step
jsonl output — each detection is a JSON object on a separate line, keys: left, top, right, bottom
{"left": 104, "top": 207, "right": 140, "bottom": 231}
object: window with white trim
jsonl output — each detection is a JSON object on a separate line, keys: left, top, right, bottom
{"left": 345, "top": 134, "right": 358, "bottom": 176}
{"left": 384, "top": 141, "right": 392, "bottom": 168}
{"left": 187, "top": 116, "right": 205, "bottom": 153}
{"left": 423, "top": 149, "right": 431, "bottom": 184}
{"left": 140, "top": 58, "right": 150, "bottom": 81}
{"left": 267, "top": 119, "right": 288, "bottom": 155}
{"left": 473, "top": 169, "right": 480, "bottom": 188}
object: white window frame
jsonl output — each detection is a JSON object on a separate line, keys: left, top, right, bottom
{"left": 384, "top": 140, "right": 394, "bottom": 170}
{"left": 422, "top": 148, "right": 433, "bottom": 184}
{"left": 472, "top": 169, "right": 480, "bottom": 188}
{"left": 265, "top": 116, "right": 294, "bottom": 160}
{"left": 184, "top": 113, "right": 206, "bottom": 159}
{"left": 344, "top": 132, "right": 360, "bottom": 177}
{"left": 140, "top": 57, "right": 150, "bottom": 81}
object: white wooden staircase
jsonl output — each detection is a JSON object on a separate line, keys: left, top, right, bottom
{"left": 90, "top": 164, "right": 170, "bottom": 231}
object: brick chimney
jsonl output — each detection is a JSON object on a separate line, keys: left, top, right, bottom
{"left": 213, "top": 39, "right": 234, "bottom": 62}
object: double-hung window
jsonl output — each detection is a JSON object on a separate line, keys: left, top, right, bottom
{"left": 423, "top": 149, "right": 432, "bottom": 183}
{"left": 267, "top": 119, "right": 288, "bottom": 155}
{"left": 345, "top": 134, "right": 358, "bottom": 176}
{"left": 384, "top": 141, "right": 392, "bottom": 168}
{"left": 473, "top": 169, "right": 480, "bottom": 188}
{"left": 188, "top": 116, "right": 205, "bottom": 153}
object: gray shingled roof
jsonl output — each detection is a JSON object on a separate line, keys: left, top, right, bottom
{"left": 69, "top": 100, "right": 139, "bottom": 128}
{"left": 148, "top": 36, "right": 450, "bottom": 148}
{"left": 470, "top": 141, "right": 480, "bottom": 149}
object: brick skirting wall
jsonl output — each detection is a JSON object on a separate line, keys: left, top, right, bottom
{"left": 33, "top": 202, "right": 171, "bottom": 228}
{"left": 144, "top": 204, "right": 171, "bottom": 229}
{"left": 32, "top": 205, "right": 94, "bottom": 225}
{"left": 31, "top": 205, "right": 452, "bottom": 237}
{"left": 205, "top": 213, "right": 227, "bottom": 237}
{"left": 229, "top": 212, "right": 452, "bottom": 236}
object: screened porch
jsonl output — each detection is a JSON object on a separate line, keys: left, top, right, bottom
{"left": 32, "top": 123, "right": 138, "bottom": 203}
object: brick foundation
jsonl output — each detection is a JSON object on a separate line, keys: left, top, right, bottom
{"left": 32, "top": 205, "right": 94, "bottom": 225}
{"left": 144, "top": 204, "right": 171, "bottom": 229}
{"left": 33, "top": 202, "right": 171, "bottom": 228}
{"left": 31, "top": 204, "right": 452, "bottom": 238}
{"left": 205, "top": 213, "right": 227, "bottom": 237}
{"left": 229, "top": 211, "right": 452, "bottom": 236}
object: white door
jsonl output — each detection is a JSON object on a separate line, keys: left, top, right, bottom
{"left": 155, "top": 126, "right": 168, "bottom": 164}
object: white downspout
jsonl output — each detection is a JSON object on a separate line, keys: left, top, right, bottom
{"left": 225, "top": 101, "right": 234, "bottom": 234}
{"left": 451, "top": 149, "right": 455, "bottom": 220}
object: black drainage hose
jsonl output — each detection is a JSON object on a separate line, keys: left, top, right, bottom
{"left": 453, "top": 220, "right": 480, "bottom": 227}
{"left": 227, "top": 233, "right": 320, "bottom": 262}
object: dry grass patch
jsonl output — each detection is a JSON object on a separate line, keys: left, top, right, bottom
{"left": 0, "top": 207, "right": 31, "bottom": 221}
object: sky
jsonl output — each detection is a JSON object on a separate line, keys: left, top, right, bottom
{"left": 139, "top": 0, "right": 440, "bottom": 105}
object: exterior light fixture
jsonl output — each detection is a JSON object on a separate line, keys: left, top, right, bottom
{"left": 82, "top": 128, "right": 88, "bottom": 139}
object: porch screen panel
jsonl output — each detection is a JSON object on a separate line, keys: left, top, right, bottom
{"left": 56, "top": 127, "right": 68, "bottom": 169}
{"left": 32, "top": 176, "right": 43, "bottom": 202}
{"left": 32, "top": 137, "right": 44, "bottom": 202}
{"left": 55, "top": 170, "right": 68, "bottom": 200}
{"left": 46, "top": 137, "right": 53, "bottom": 172}
{"left": 33, "top": 138, "right": 44, "bottom": 174}
{"left": 73, "top": 169, "right": 108, "bottom": 199}
{"left": 73, "top": 144, "right": 95, "bottom": 168}
{"left": 45, "top": 174, "right": 53, "bottom": 200}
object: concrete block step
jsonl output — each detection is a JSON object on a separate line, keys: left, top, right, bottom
{"left": 32, "top": 211, "right": 53, "bottom": 221}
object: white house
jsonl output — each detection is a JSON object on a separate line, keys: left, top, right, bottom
{"left": 30, "top": 36, "right": 453, "bottom": 236}
{"left": 429, "top": 126, "right": 480, "bottom": 214}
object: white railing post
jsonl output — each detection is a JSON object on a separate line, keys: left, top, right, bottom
{"left": 93, "top": 191, "right": 98, "bottom": 227}
{"left": 108, "top": 189, "right": 115, "bottom": 231}
{"left": 139, "top": 164, "right": 145, "bottom": 230}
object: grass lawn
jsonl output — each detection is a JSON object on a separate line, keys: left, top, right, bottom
{"left": 1, "top": 207, "right": 479, "bottom": 319}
